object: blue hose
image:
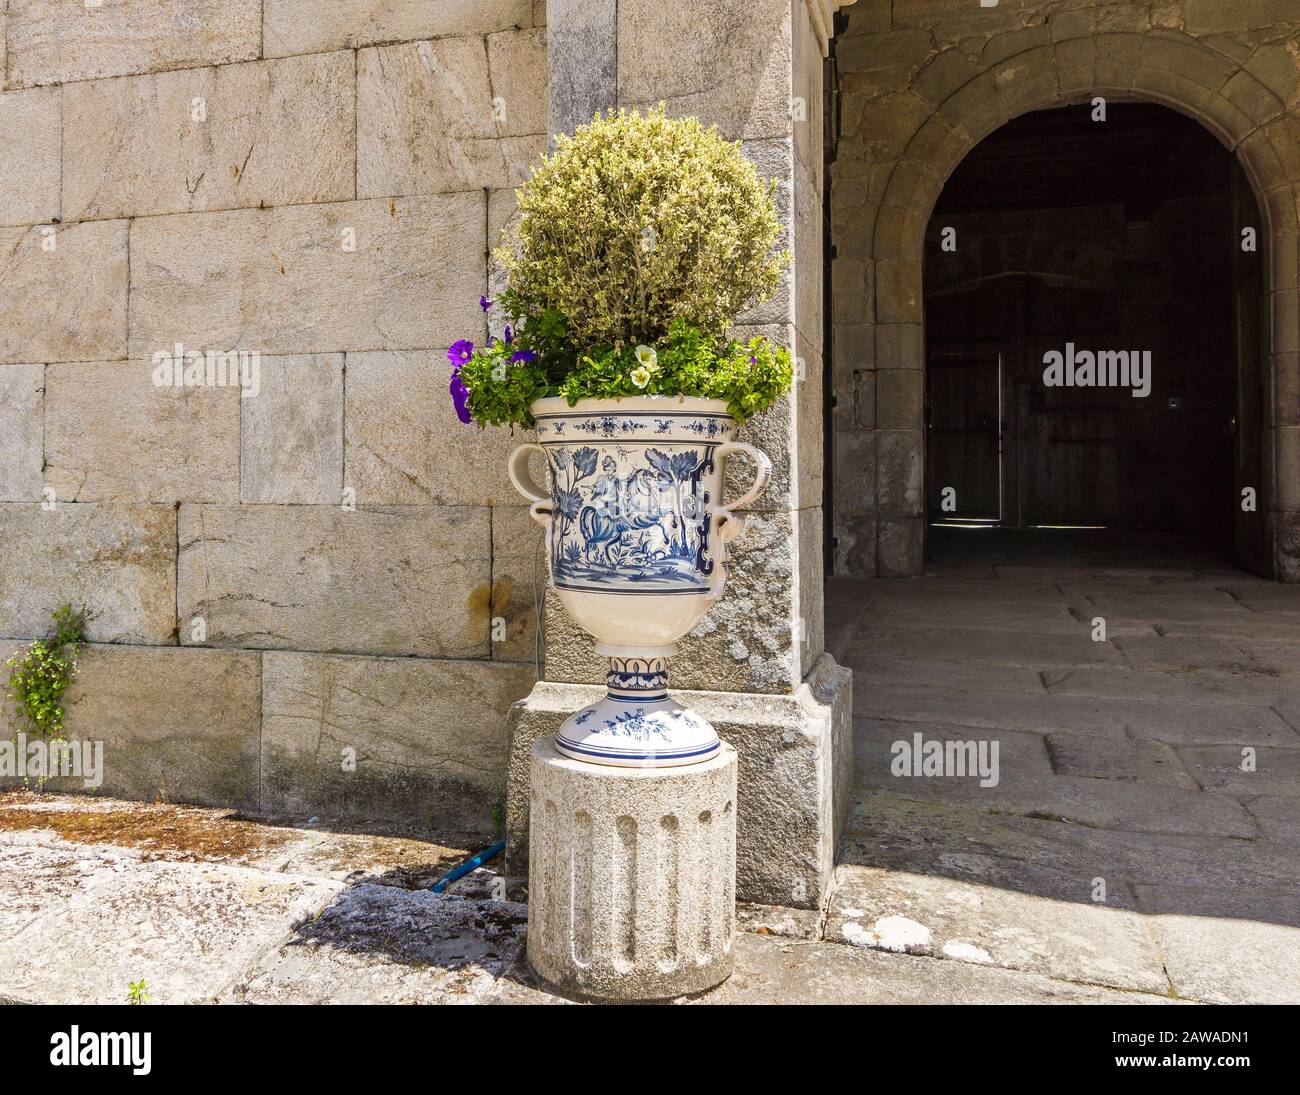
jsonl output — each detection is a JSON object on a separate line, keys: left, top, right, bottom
{"left": 430, "top": 840, "right": 507, "bottom": 893}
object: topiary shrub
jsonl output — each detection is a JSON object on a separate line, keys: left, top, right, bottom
{"left": 502, "top": 106, "right": 788, "bottom": 347}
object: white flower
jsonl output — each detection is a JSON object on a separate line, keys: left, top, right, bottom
{"left": 634, "top": 344, "right": 658, "bottom": 371}
{"left": 630, "top": 365, "right": 652, "bottom": 389}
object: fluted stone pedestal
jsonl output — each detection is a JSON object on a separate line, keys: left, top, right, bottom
{"left": 526, "top": 737, "right": 738, "bottom": 1001}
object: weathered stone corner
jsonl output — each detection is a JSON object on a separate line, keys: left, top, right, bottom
{"left": 505, "top": 652, "right": 853, "bottom": 910}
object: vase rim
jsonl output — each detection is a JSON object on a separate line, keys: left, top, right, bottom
{"left": 529, "top": 394, "right": 733, "bottom": 417}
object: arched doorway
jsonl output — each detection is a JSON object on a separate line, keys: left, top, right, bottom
{"left": 922, "top": 102, "right": 1267, "bottom": 573}
{"left": 829, "top": 27, "right": 1300, "bottom": 582}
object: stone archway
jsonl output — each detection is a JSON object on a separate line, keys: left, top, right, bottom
{"left": 831, "top": 22, "right": 1300, "bottom": 580}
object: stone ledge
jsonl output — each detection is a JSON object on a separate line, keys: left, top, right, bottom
{"left": 505, "top": 652, "right": 852, "bottom": 909}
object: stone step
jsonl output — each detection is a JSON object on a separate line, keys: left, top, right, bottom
{"left": 826, "top": 861, "right": 1168, "bottom": 994}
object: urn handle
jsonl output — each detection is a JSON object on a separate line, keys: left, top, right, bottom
{"left": 713, "top": 441, "right": 772, "bottom": 543}
{"left": 507, "top": 443, "right": 552, "bottom": 528}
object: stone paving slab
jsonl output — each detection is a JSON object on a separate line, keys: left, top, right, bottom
{"left": 855, "top": 600, "right": 1086, "bottom": 634}
{"left": 1056, "top": 580, "right": 1265, "bottom": 601}
{"left": 853, "top": 717, "right": 1054, "bottom": 774}
{"left": 1114, "top": 700, "right": 1300, "bottom": 746}
{"left": 0, "top": 789, "right": 1291, "bottom": 1005}
{"left": 0, "top": 836, "right": 344, "bottom": 1004}
{"left": 994, "top": 565, "right": 1216, "bottom": 581}
{"left": 223, "top": 883, "right": 530, "bottom": 1005}
{"left": 826, "top": 863, "right": 1169, "bottom": 993}
{"left": 1175, "top": 745, "right": 1300, "bottom": 796}
{"left": 1043, "top": 665, "right": 1300, "bottom": 716}
{"left": 1216, "top": 584, "right": 1300, "bottom": 610}
{"left": 1133, "top": 885, "right": 1300, "bottom": 1005}
{"left": 848, "top": 625, "right": 1126, "bottom": 669}
{"left": 836, "top": 562, "right": 1300, "bottom": 1006}
{"left": 1060, "top": 610, "right": 1159, "bottom": 639}
{"left": 273, "top": 829, "right": 471, "bottom": 886}
{"left": 1237, "top": 642, "right": 1300, "bottom": 676}
{"left": 841, "top": 577, "right": 1071, "bottom": 606}
{"left": 1272, "top": 703, "right": 1300, "bottom": 735}
{"left": 852, "top": 722, "right": 1256, "bottom": 838}
{"left": 1045, "top": 734, "right": 1199, "bottom": 788}
{"left": 843, "top": 793, "right": 1300, "bottom": 891}
{"left": 1148, "top": 617, "right": 1300, "bottom": 641}
{"left": 0, "top": 796, "right": 1166, "bottom": 1007}
{"left": 1071, "top": 600, "right": 1300, "bottom": 641}
{"left": 847, "top": 653, "right": 1048, "bottom": 696}
{"left": 825, "top": 590, "right": 871, "bottom": 662}
{"left": 854, "top": 686, "right": 1129, "bottom": 737}
{"left": 0, "top": 794, "right": 319, "bottom": 871}
{"left": 1244, "top": 796, "right": 1300, "bottom": 843}
{"left": 1075, "top": 591, "right": 1253, "bottom": 616}
{"left": 1114, "top": 635, "right": 1276, "bottom": 674}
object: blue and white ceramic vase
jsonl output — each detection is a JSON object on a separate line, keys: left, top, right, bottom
{"left": 508, "top": 395, "right": 771, "bottom": 767}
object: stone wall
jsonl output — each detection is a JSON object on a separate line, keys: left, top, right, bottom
{"left": 0, "top": 0, "right": 551, "bottom": 835}
{"left": 831, "top": 0, "right": 1300, "bottom": 579}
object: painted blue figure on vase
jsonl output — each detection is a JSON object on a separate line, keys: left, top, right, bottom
{"left": 548, "top": 443, "right": 716, "bottom": 593}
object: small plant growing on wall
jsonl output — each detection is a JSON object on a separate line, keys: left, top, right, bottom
{"left": 5, "top": 604, "right": 90, "bottom": 743}
{"left": 450, "top": 105, "right": 793, "bottom": 427}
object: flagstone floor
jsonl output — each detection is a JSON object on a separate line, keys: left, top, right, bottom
{"left": 824, "top": 529, "right": 1300, "bottom": 1004}
{"left": 2, "top": 530, "right": 1297, "bottom": 1004}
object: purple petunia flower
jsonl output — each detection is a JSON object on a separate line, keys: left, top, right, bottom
{"left": 479, "top": 296, "right": 491, "bottom": 313}
{"left": 449, "top": 366, "right": 472, "bottom": 424}
{"left": 447, "top": 339, "right": 474, "bottom": 366}
{"left": 504, "top": 325, "right": 513, "bottom": 344}
{"left": 510, "top": 349, "right": 537, "bottom": 364}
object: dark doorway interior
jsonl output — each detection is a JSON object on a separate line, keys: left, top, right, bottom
{"left": 924, "top": 103, "right": 1266, "bottom": 573}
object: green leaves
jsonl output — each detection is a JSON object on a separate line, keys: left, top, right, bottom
{"left": 4, "top": 604, "right": 89, "bottom": 743}
{"left": 457, "top": 316, "right": 790, "bottom": 426}
{"left": 461, "top": 317, "right": 792, "bottom": 428}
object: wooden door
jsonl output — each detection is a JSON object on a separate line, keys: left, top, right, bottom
{"left": 1018, "top": 341, "right": 1121, "bottom": 527}
{"left": 927, "top": 353, "right": 1002, "bottom": 521}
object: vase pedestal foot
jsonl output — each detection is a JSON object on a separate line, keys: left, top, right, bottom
{"left": 554, "top": 652, "right": 719, "bottom": 768}
{"left": 526, "top": 736, "right": 737, "bottom": 1001}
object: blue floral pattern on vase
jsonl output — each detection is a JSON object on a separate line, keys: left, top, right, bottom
{"left": 555, "top": 651, "right": 717, "bottom": 763}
